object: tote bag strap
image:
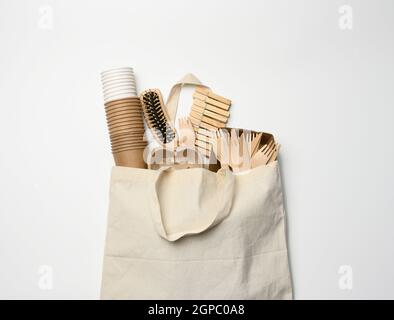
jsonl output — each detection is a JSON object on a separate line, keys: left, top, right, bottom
{"left": 165, "top": 73, "right": 209, "bottom": 124}
{"left": 149, "top": 166, "right": 235, "bottom": 241}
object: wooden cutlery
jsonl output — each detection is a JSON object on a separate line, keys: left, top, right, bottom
{"left": 251, "top": 139, "right": 278, "bottom": 168}
{"left": 178, "top": 117, "right": 195, "bottom": 149}
{"left": 210, "top": 129, "right": 279, "bottom": 172}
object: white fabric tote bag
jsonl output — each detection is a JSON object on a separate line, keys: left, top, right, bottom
{"left": 100, "top": 75, "right": 293, "bottom": 300}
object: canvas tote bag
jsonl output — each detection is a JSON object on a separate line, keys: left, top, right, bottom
{"left": 101, "top": 74, "right": 293, "bottom": 299}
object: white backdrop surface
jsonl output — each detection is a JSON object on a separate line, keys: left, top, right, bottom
{"left": 0, "top": 0, "right": 393, "bottom": 299}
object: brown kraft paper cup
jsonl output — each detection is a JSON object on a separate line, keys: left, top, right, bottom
{"left": 106, "top": 111, "right": 144, "bottom": 121}
{"left": 111, "top": 142, "right": 147, "bottom": 151}
{"left": 112, "top": 149, "right": 146, "bottom": 168}
{"left": 108, "top": 120, "right": 144, "bottom": 128}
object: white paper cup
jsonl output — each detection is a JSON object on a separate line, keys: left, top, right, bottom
{"left": 104, "top": 86, "right": 137, "bottom": 93}
{"left": 104, "top": 90, "right": 138, "bottom": 98}
{"left": 101, "top": 67, "right": 134, "bottom": 76}
{"left": 103, "top": 84, "right": 136, "bottom": 94}
{"left": 101, "top": 74, "right": 135, "bottom": 82}
{"left": 101, "top": 71, "right": 135, "bottom": 80}
{"left": 101, "top": 77, "right": 136, "bottom": 87}
{"left": 104, "top": 93, "right": 137, "bottom": 103}
{"left": 101, "top": 67, "right": 138, "bottom": 103}
{"left": 104, "top": 89, "right": 137, "bottom": 97}
{"left": 103, "top": 82, "right": 137, "bottom": 90}
{"left": 102, "top": 85, "right": 137, "bottom": 94}
{"left": 104, "top": 91, "right": 137, "bottom": 99}
{"left": 102, "top": 78, "right": 136, "bottom": 85}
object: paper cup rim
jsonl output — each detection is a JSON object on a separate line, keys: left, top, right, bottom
{"left": 106, "top": 113, "right": 143, "bottom": 120}
{"left": 104, "top": 94, "right": 137, "bottom": 102}
{"left": 110, "top": 129, "right": 147, "bottom": 137}
{"left": 103, "top": 87, "right": 137, "bottom": 95}
{"left": 101, "top": 76, "right": 136, "bottom": 83}
{"left": 105, "top": 106, "right": 141, "bottom": 112}
{"left": 104, "top": 97, "right": 141, "bottom": 104}
{"left": 104, "top": 93, "right": 138, "bottom": 101}
{"left": 105, "top": 107, "right": 143, "bottom": 114}
{"left": 107, "top": 120, "right": 145, "bottom": 127}
{"left": 111, "top": 145, "right": 147, "bottom": 152}
{"left": 104, "top": 91, "right": 137, "bottom": 99}
{"left": 101, "top": 67, "right": 134, "bottom": 75}
{"left": 101, "top": 73, "right": 135, "bottom": 81}
{"left": 102, "top": 82, "right": 137, "bottom": 90}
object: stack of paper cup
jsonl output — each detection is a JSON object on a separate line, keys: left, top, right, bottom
{"left": 101, "top": 67, "right": 137, "bottom": 103}
{"left": 101, "top": 67, "right": 147, "bottom": 168}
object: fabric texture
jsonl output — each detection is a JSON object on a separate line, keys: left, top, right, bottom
{"left": 101, "top": 162, "right": 293, "bottom": 299}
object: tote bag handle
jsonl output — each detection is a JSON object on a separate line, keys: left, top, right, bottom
{"left": 165, "top": 73, "right": 209, "bottom": 124}
{"left": 149, "top": 74, "right": 234, "bottom": 241}
{"left": 149, "top": 165, "right": 235, "bottom": 241}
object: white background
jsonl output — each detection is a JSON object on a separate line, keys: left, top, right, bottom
{"left": 0, "top": 0, "right": 393, "bottom": 299}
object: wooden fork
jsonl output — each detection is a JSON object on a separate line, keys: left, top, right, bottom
{"left": 210, "top": 129, "right": 230, "bottom": 168}
{"left": 268, "top": 143, "right": 281, "bottom": 163}
{"left": 251, "top": 139, "right": 277, "bottom": 168}
{"left": 251, "top": 132, "right": 263, "bottom": 156}
{"left": 178, "top": 117, "right": 196, "bottom": 149}
{"left": 234, "top": 130, "right": 253, "bottom": 172}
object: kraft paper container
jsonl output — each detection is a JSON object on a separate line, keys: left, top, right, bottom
{"left": 113, "top": 150, "right": 146, "bottom": 168}
{"left": 107, "top": 119, "right": 145, "bottom": 128}
{"left": 110, "top": 138, "right": 146, "bottom": 147}
{"left": 104, "top": 96, "right": 140, "bottom": 104}
{"left": 105, "top": 101, "right": 141, "bottom": 110}
{"left": 110, "top": 135, "right": 145, "bottom": 144}
{"left": 106, "top": 112, "right": 143, "bottom": 122}
{"left": 109, "top": 128, "right": 145, "bottom": 137}
{"left": 111, "top": 145, "right": 147, "bottom": 153}
{"left": 107, "top": 124, "right": 144, "bottom": 132}
{"left": 101, "top": 67, "right": 148, "bottom": 168}
{"left": 105, "top": 110, "right": 143, "bottom": 119}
